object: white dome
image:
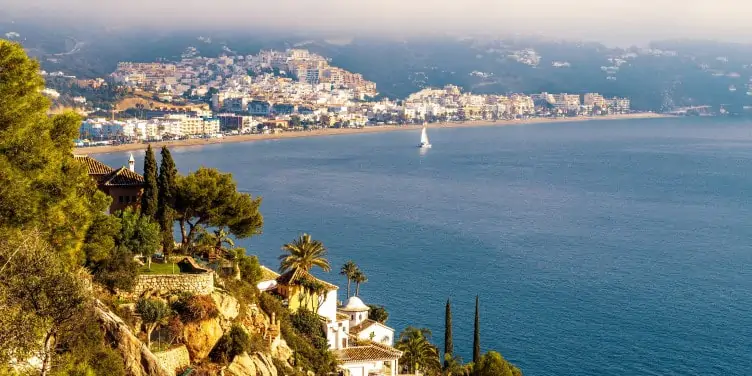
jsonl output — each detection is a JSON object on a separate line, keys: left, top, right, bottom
{"left": 341, "top": 296, "right": 370, "bottom": 312}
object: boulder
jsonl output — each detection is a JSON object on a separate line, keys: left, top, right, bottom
{"left": 211, "top": 290, "right": 240, "bottom": 324}
{"left": 270, "top": 337, "right": 292, "bottom": 363}
{"left": 222, "top": 352, "right": 278, "bottom": 376}
{"left": 182, "top": 317, "right": 223, "bottom": 362}
{"left": 93, "top": 300, "right": 171, "bottom": 376}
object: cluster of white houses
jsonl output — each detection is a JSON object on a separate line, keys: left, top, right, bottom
{"left": 257, "top": 267, "right": 402, "bottom": 376}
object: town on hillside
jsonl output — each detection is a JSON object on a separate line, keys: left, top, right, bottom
{"left": 39, "top": 48, "right": 631, "bottom": 146}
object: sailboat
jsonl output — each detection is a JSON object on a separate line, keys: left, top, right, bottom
{"left": 418, "top": 125, "right": 432, "bottom": 148}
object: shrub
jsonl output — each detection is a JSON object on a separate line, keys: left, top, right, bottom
{"left": 237, "top": 254, "right": 262, "bottom": 285}
{"left": 210, "top": 324, "right": 252, "bottom": 364}
{"left": 172, "top": 294, "right": 219, "bottom": 322}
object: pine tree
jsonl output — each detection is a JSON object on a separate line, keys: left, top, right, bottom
{"left": 157, "top": 147, "right": 177, "bottom": 256}
{"left": 141, "top": 145, "right": 158, "bottom": 218}
{"left": 473, "top": 295, "right": 480, "bottom": 364}
{"left": 444, "top": 299, "right": 453, "bottom": 369}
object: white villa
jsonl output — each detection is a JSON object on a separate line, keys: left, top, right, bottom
{"left": 257, "top": 267, "right": 402, "bottom": 376}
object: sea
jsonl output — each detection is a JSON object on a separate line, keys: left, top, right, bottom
{"left": 97, "top": 117, "right": 752, "bottom": 375}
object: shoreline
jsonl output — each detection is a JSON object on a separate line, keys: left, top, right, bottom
{"left": 77, "top": 113, "right": 671, "bottom": 155}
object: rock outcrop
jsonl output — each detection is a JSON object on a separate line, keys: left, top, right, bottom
{"left": 212, "top": 290, "right": 240, "bottom": 329}
{"left": 94, "top": 300, "right": 171, "bottom": 376}
{"left": 270, "top": 337, "right": 292, "bottom": 363}
{"left": 222, "top": 352, "right": 278, "bottom": 376}
{"left": 182, "top": 317, "right": 223, "bottom": 361}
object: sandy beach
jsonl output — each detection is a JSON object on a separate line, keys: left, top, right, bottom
{"left": 76, "top": 113, "right": 671, "bottom": 155}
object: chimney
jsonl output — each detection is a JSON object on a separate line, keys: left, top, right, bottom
{"left": 128, "top": 153, "right": 135, "bottom": 172}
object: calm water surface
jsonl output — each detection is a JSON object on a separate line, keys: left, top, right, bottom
{"left": 98, "top": 118, "right": 752, "bottom": 375}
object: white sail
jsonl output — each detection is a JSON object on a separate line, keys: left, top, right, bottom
{"left": 421, "top": 127, "right": 430, "bottom": 144}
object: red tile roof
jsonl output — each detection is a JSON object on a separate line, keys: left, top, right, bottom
{"left": 334, "top": 344, "right": 402, "bottom": 362}
{"left": 101, "top": 167, "right": 145, "bottom": 187}
{"left": 74, "top": 155, "right": 114, "bottom": 179}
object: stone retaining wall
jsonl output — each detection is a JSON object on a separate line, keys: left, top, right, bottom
{"left": 154, "top": 345, "right": 190, "bottom": 376}
{"left": 131, "top": 272, "right": 214, "bottom": 297}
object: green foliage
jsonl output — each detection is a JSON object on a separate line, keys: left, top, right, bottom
{"left": 396, "top": 327, "right": 442, "bottom": 375}
{"left": 141, "top": 145, "right": 159, "bottom": 219}
{"left": 81, "top": 212, "right": 121, "bottom": 264}
{"left": 237, "top": 253, "right": 262, "bottom": 285}
{"left": 172, "top": 293, "right": 219, "bottom": 323}
{"left": 0, "top": 230, "right": 90, "bottom": 367}
{"left": 157, "top": 147, "right": 178, "bottom": 255}
{"left": 117, "top": 208, "right": 160, "bottom": 257}
{"left": 90, "top": 246, "right": 139, "bottom": 292}
{"left": 273, "top": 358, "right": 306, "bottom": 376}
{"left": 136, "top": 298, "right": 171, "bottom": 349}
{"left": 0, "top": 39, "right": 107, "bottom": 266}
{"left": 258, "top": 293, "right": 337, "bottom": 374}
{"left": 290, "top": 309, "right": 328, "bottom": 351}
{"left": 445, "top": 299, "right": 453, "bottom": 369}
{"left": 474, "top": 296, "right": 480, "bottom": 364}
{"left": 339, "top": 260, "right": 358, "bottom": 298}
{"left": 174, "top": 167, "right": 263, "bottom": 247}
{"left": 368, "top": 304, "right": 389, "bottom": 324}
{"left": 353, "top": 268, "right": 367, "bottom": 296}
{"left": 279, "top": 233, "right": 330, "bottom": 273}
{"left": 473, "top": 351, "right": 522, "bottom": 376}
{"left": 209, "top": 324, "right": 264, "bottom": 364}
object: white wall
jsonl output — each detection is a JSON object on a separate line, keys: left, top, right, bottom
{"left": 343, "top": 361, "right": 382, "bottom": 376}
{"left": 326, "top": 319, "right": 350, "bottom": 350}
{"left": 356, "top": 323, "right": 394, "bottom": 346}
{"left": 318, "top": 289, "right": 338, "bottom": 322}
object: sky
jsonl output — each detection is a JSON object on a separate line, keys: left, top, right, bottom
{"left": 4, "top": 0, "right": 752, "bottom": 45}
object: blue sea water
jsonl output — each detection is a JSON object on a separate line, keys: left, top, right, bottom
{"left": 98, "top": 117, "right": 752, "bottom": 375}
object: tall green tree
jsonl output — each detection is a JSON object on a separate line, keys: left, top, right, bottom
{"left": 141, "top": 145, "right": 159, "bottom": 219}
{"left": 473, "top": 295, "right": 480, "bottom": 364}
{"left": 174, "top": 167, "right": 263, "bottom": 248}
{"left": 136, "top": 298, "right": 171, "bottom": 350}
{"left": 445, "top": 299, "right": 453, "bottom": 369}
{"left": 157, "top": 146, "right": 178, "bottom": 256}
{"left": 367, "top": 304, "right": 389, "bottom": 323}
{"left": 396, "top": 327, "right": 441, "bottom": 375}
{"left": 0, "top": 230, "right": 89, "bottom": 374}
{"left": 353, "top": 269, "right": 367, "bottom": 296}
{"left": 340, "top": 260, "right": 358, "bottom": 298}
{"left": 279, "top": 233, "right": 331, "bottom": 274}
{"left": 0, "top": 40, "right": 107, "bottom": 265}
{"left": 118, "top": 208, "right": 160, "bottom": 271}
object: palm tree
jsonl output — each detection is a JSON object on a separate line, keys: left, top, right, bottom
{"left": 353, "top": 269, "right": 367, "bottom": 296}
{"left": 396, "top": 327, "right": 441, "bottom": 375}
{"left": 279, "top": 233, "right": 331, "bottom": 274}
{"left": 340, "top": 261, "right": 359, "bottom": 298}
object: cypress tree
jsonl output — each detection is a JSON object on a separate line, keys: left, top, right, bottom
{"left": 141, "top": 145, "right": 158, "bottom": 218}
{"left": 473, "top": 295, "right": 480, "bottom": 364}
{"left": 157, "top": 147, "right": 178, "bottom": 256}
{"left": 444, "top": 299, "right": 453, "bottom": 368}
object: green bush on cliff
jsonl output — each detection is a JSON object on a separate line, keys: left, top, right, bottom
{"left": 172, "top": 293, "right": 219, "bottom": 323}
{"left": 209, "top": 323, "right": 265, "bottom": 364}
{"left": 258, "top": 293, "right": 338, "bottom": 374}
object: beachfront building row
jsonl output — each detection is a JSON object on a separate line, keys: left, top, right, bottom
{"left": 257, "top": 267, "right": 402, "bottom": 376}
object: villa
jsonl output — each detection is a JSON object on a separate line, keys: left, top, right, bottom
{"left": 257, "top": 267, "right": 402, "bottom": 376}
{"left": 74, "top": 153, "right": 145, "bottom": 213}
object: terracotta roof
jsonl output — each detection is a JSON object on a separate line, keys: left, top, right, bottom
{"left": 349, "top": 319, "right": 378, "bottom": 335}
{"left": 336, "top": 312, "right": 350, "bottom": 321}
{"left": 334, "top": 344, "right": 402, "bottom": 362}
{"left": 276, "top": 268, "right": 339, "bottom": 291}
{"left": 101, "top": 167, "right": 145, "bottom": 187}
{"left": 259, "top": 265, "right": 281, "bottom": 281}
{"left": 74, "top": 155, "right": 114, "bottom": 178}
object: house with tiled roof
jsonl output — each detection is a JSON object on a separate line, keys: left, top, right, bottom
{"left": 255, "top": 267, "right": 402, "bottom": 376}
{"left": 75, "top": 153, "right": 145, "bottom": 213}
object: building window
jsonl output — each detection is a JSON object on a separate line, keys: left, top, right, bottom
{"left": 125, "top": 196, "right": 130, "bottom": 203}
{"left": 342, "top": 338, "right": 347, "bottom": 348}
{"left": 118, "top": 196, "right": 123, "bottom": 203}
{"left": 351, "top": 315, "right": 354, "bottom": 320}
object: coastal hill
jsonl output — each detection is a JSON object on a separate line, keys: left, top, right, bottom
{"left": 4, "top": 19, "right": 752, "bottom": 112}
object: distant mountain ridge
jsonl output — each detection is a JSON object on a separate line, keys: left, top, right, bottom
{"left": 4, "top": 21, "right": 752, "bottom": 112}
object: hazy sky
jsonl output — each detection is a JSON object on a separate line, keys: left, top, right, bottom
{"left": 5, "top": 0, "right": 752, "bottom": 45}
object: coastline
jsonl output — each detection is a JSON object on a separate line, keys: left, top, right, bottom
{"left": 76, "top": 113, "right": 671, "bottom": 155}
